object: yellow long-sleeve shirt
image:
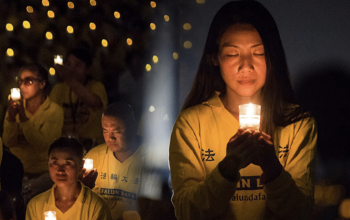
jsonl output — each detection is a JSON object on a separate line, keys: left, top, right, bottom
{"left": 169, "top": 92, "right": 317, "bottom": 220}
{"left": 2, "top": 97, "right": 64, "bottom": 175}
{"left": 26, "top": 181, "right": 112, "bottom": 220}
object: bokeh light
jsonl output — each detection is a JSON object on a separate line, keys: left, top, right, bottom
{"left": 6, "top": 23, "right": 14, "bottom": 32}
{"left": 114, "top": 11, "right": 120, "bottom": 19}
{"left": 90, "top": 0, "right": 96, "bottom": 6}
{"left": 49, "top": 67, "right": 55, "bottom": 76}
{"left": 152, "top": 55, "right": 158, "bottom": 63}
{"left": 196, "top": 0, "right": 205, "bottom": 3}
{"left": 45, "top": 31, "right": 53, "bottom": 40}
{"left": 150, "top": 1, "right": 156, "bottom": 8}
{"left": 42, "top": 0, "right": 49, "bottom": 7}
{"left": 126, "top": 38, "right": 133, "bottom": 46}
{"left": 102, "top": 39, "right": 108, "bottom": 47}
{"left": 68, "top": 2, "right": 74, "bottom": 9}
{"left": 183, "top": 41, "right": 192, "bottom": 49}
{"left": 89, "top": 22, "right": 96, "bottom": 30}
{"left": 149, "top": 105, "right": 155, "bottom": 112}
{"left": 6, "top": 48, "right": 14, "bottom": 57}
{"left": 47, "top": 10, "right": 55, "bottom": 18}
{"left": 67, "top": 25, "right": 74, "bottom": 34}
{"left": 164, "top": 15, "right": 170, "bottom": 22}
{"left": 183, "top": 23, "right": 192, "bottom": 30}
{"left": 23, "top": 20, "right": 31, "bottom": 29}
{"left": 173, "top": 52, "right": 179, "bottom": 60}
{"left": 150, "top": 23, "right": 156, "bottom": 30}
{"left": 26, "top": 6, "right": 34, "bottom": 13}
{"left": 145, "top": 64, "right": 151, "bottom": 72}
{"left": 339, "top": 199, "right": 350, "bottom": 218}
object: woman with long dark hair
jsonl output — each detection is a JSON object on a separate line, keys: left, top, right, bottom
{"left": 169, "top": 1, "right": 317, "bottom": 219}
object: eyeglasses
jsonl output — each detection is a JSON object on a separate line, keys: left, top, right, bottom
{"left": 17, "top": 77, "right": 42, "bottom": 86}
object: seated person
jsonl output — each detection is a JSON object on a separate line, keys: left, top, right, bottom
{"left": 50, "top": 47, "right": 108, "bottom": 149}
{"left": 83, "top": 102, "right": 162, "bottom": 220}
{"left": 2, "top": 64, "right": 64, "bottom": 200}
{"left": 26, "top": 137, "right": 112, "bottom": 220}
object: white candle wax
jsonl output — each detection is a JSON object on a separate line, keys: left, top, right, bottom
{"left": 84, "top": 158, "right": 93, "bottom": 171}
{"left": 11, "top": 88, "right": 21, "bottom": 101}
{"left": 54, "top": 55, "right": 63, "bottom": 65}
{"left": 44, "top": 211, "right": 56, "bottom": 220}
{"left": 239, "top": 103, "right": 261, "bottom": 131}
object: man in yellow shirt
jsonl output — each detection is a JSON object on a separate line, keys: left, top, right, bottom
{"left": 83, "top": 102, "right": 162, "bottom": 220}
{"left": 26, "top": 137, "right": 111, "bottom": 220}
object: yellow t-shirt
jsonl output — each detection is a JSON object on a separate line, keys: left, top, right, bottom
{"left": 2, "top": 97, "right": 64, "bottom": 175}
{"left": 86, "top": 143, "right": 162, "bottom": 220}
{"left": 49, "top": 80, "right": 108, "bottom": 145}
{"left": 26, "top": 181, "right": 112, "bottom": 220}
{"left": 169, "top": 92, "right": 317, "bottom": 220}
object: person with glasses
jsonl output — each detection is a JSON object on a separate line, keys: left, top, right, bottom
{"left": 2, "top": 63, "right": 64, "bottom": 202}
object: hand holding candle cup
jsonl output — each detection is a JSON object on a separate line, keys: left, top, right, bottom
{"left": 11, "top": 88, "right": 21, "bottom": 101}
{"left": 54, "top": 54, "right": 63, "bottom": 65}
{"left": 239, "top": 103, "right": 261, "bottom": 131}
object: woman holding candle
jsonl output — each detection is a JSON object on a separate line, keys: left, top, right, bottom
{"left": 169, "top": 1, "right": 317, "bottom": 220}
{"left": 2, "top": 64, "right": 64, "bottom": 197}
{"left": 26, "top": 137, "right": 112, "bottom": 220}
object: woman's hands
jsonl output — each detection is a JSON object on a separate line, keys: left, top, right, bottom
{"left": 225, "top": 129, "right": 282, "bottom": 183}
{"left": 7, "top": 98, "right": 28, "bottom": 122}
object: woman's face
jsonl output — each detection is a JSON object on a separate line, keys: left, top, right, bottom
{"left": 215, "top": 24, "right": 266, "bottom": 99}
{"left": 48, "top": 148, "right": 82, "bottom": 188}
{"left": 19, "top": 70, "right": 45, "bottom": 100}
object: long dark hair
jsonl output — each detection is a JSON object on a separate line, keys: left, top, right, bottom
{"left": 182, "top": 1, "right": 310, "bottom": 135}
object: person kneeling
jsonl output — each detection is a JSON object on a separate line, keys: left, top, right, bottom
{"left": 26, "top": 137, "right": 112, "bottom": 220}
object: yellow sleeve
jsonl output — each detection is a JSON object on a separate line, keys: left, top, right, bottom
{"left": 91, "top": 196, "right": 112, "bottom": 220}
{"left": 21, "top": 104, "right": 64, "bottom": 152}
{"left": 25, "top": 199, "right": 38, "bottom": 220}
{"left": 169, "top": 111, "right": 238, "bottom": 220}
{"left": 49, "top": 84, "right": 63, "bottom": 106}
{"left": 2, "top": 112, "right": 18, "bottom": 148}
{"left": 264, "top": 117, "right": 317, "bottom": 220}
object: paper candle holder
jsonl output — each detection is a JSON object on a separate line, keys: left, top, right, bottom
{"left": 239, "top": 103, "right": 261, "bottom": 131}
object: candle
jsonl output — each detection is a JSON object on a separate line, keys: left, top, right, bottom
{"left": 239, "top": 103, "right": 261, "bottom": 131}
{"left": 11, "top": 88, "right": 21, "bottom": 101}
{"left": 84, "top": 158, "right": 93, "bottom": 171}
{"left": 44, "top": 211, "right": 56, "bottom": 220}
{"left": 54, "top": 55, "right": 63, "bottom": 65}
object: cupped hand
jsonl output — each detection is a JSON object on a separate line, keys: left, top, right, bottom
{"left": 16, "top": 99, "right": 28, "bottom": 122}
{"left": 81, "top": 168, "right": 98, "bottom": 189}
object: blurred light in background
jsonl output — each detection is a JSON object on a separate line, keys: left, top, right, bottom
{"left": 196, "top": 0, "right": 205, "bottom": 3}
{"left": 101, "top": 39, "right": 108, "bottom": 47}
{"left": 45, "top": 31, "right": 53, "bottom": 40}
{"left": 6, "top": 23, "right": 13, "bottom": 32}
{"left": 145, "top": 64, "right": 151, "bottom": 72}
{"left": 90, "top": 0, "right": 96, "bottom": 6}
{"left": 49, "top": 68, "right": 55, "bottom": 76}
{"left": 67, "top": 25, "right": 74, "bottom": 34}
{"left": 26, "top": 6, "right": 34, "bottom": 13}
{"left": 67, "top": 2, "right": 74, "bottom": 9}
{"left": 48, "top": 10, "right": 55, "bottom": 18}
{"left": 6, "top": 48, "right": 14, "bottom": 57}
{"left": 164, "top": 15, "right": 170, "bottom": 22}
{"left": 314, "top": 184, "right": 345, "bottom": 207}
{"left": 183, "top": 41, "right": 192, "bottom": 49}
{"left": 42, "top": 0, "right": 49, "bottom": 7}
{"left": 126, "top": 38, "right": 133, "bottom": 46}
{"left": 149, "top": 105, "right": 155, "bottom": 112}
{"left": 114, "top": 11, "right": 121, "bottom": 19}
{"left": 173, "top": 52, "right": 179, "bottom": 60}
{"left": 150, "top": 23, "right": 156, "bottom": 30}
{"left": 150, "top": 1, "right": 156, "bottom": 8}
{"left": 183, "top": 23, "right": 192, "bottom": 30}
{"left": 23, "top": 20, "right": 31, "bottom": 29}
{"left": 89, "top": 22, "right": 96, "bottom": 30}
{"left": 152, "top": 55, "right": 159, "bottom": 63}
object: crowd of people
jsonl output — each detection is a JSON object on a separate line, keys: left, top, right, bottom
{"left": 0, "top": 1, "right": 320, "bottom": 220}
